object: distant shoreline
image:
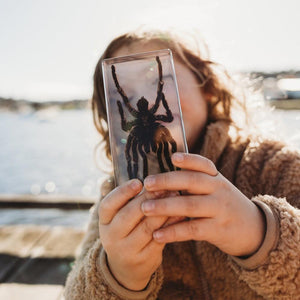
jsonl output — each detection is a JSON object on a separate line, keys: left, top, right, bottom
{"left": 1, "top": 69, "right": 300, "bottom": 112}
{"left": 0, "top": 97, "right": 90, "bottom": 112}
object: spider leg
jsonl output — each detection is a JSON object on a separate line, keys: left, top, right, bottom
{"left": 125, "top": 134, "right": 134, "bottom": 179}
{"left": 138, "top": 144, "right": 148, "bottom": 179}
{"left": 163, "top": 129, "right": 180, "bottom": 171}
{"left": 150, "top": 56, "right": 164, "bottom": 114}
{"left": 151, "top": 140, "right": 157, "bottom": 152}
{"left": 169, "top": 138, "right": 181, "bottom": 171}
{"left": 131, "top": 139, "right": 139, "bottom": 178}
{"left": 111, "top": 65, "right": 138, "bottom": 117}
{"left": 163, "top": 140, "right": 175, "bottom": 171}
{"left": 117, "top": 100, "right": 135, "bottom": 132}
{"left": 170, "top": 138, "right": 177, "bottom": 153}
{"left": 157, "top": 142, "right": 167, "bottom": 173}
{"left": 155, "top": 93, "right": 173, "bottom": 122}
{"left": 144, "top": 141, "right": 150, "bottom": 153}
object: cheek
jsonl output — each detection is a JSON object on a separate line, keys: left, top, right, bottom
{"left": 179, "top": 92, "right": 207, "bottom": 121}
{"left": 179, "top": 93, "right": 208, "bottom": 141}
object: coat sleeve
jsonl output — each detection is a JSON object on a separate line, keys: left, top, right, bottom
{"left": 64, "top": 181, "right": 164, "bottom": 300}
{"left": 229, "top": 142, "right": 300, "bottom": 299}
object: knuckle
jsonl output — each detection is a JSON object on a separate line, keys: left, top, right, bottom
{"left": 168, "top": 225, "right": 178, "bottom": 241}
{"left": 141, "top": 219, "right": 155, "bottom": 236}
{"left": 116, "top": 210, "right": 127, "bottom": 225}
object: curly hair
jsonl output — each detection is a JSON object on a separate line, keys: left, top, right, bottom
{"left": 92, "top": 30, "right": 243, "bottom": 161}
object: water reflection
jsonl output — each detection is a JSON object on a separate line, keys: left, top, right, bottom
{"left": 0, "top": 208, "right": 90, "bottom": 228}
{"left": 0, "top": 109, "right": 107, "bottom": 196}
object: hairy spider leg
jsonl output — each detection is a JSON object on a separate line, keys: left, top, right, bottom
{"left": 159, "top": 126, "right": 177, "bottom": 171}
{"left": 169, "top": 138, "right": 181, "bottom": 171}
{"left": 111, "top": 65, "right": 138, "bottom": 117}
{"left": 125, "top": 134, "right": 134, "bottom": 179}
{"left": 138, "top": 144, "right": 148, "bottom": 179}
{"left": 151, "top": 140, "right": 157, "bottom": 152}
{"left": 143, "top": 140, "right": 151, "bottom": 153}
{"left": 163, "top": 140, "right": 175, "bottom": 171}
{"left": 157, "top": 142, "right": 167, "bottom": 173}
{"left": 150, "top": 56, "right": 164, "bottom": 114}
{"left": 131, "top": 139, "right": 139, "bottom": 179}
{"left": 117, "top": 100, "right": 136, "bottom": 132}
{"left": 155, "top": 93, "right": 174, "bottom": 123}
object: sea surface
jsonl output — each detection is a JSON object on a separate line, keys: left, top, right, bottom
{"left": 0, "top": 107, "right": 299, "bottom": 227}
{"left": 1, "top": 109, "right": 106, "bottom": 197}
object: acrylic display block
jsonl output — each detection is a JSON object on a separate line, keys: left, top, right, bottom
{"left": 102, "top": 49, "right": 188, "bottom": 185}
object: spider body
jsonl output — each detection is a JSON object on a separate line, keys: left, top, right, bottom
{"left": 112, "top": 56, "right": 177, "bottom": 180}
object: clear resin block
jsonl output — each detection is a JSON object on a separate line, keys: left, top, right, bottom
{"left": 102, "top": 49, "right": 188, "bottom": 185}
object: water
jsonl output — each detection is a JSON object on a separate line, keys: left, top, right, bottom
{"left": 0, "top": 107, "right": 299, "bottom": 227}
{"left": 0, "top": 109, "right": 107, "bottom": 197}
{"left": 0, "top": 208, "right": 90, "bottom": 228}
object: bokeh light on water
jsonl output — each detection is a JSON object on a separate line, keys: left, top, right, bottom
{"left": 0, "top": 108, "right": 108, "bottom": 197}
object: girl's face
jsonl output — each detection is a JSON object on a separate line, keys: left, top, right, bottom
{"left": 113, "top": 43, "right": 208, "bottom": 151}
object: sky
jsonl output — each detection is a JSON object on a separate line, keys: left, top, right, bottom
{"left": 0, "top": 0, "right": 299, "bottom": 102}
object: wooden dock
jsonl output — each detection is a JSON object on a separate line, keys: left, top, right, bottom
{"left": 0, "top": 194, "right": 96, "bottom": 210}
{"left": 0, "top": 195, "right": 96, "bottom": 299}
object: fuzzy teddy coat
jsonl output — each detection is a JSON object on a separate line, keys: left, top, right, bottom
{"left": 64, "top": 121, "right": 300, "bottom": 299}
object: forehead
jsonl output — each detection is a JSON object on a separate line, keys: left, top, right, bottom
{"left": 112, "top": 41, "right": 169, "bottom": 57}
{"left": 112, "top": 42, "right": 198, "bottom": 86}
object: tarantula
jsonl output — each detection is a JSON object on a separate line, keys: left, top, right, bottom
{"left": 111, "top": 56, "right": 178, "bottom": 180}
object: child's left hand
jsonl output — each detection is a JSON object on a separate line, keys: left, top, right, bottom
{"left": 142, "top": 153, "right": 266, "bottom": 257}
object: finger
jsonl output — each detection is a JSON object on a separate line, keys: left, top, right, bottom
{"left": 162, "top": 216, "right": 186, "bottom": 227}
{"left": 172, "top": 153, "right": 218, "bottom": 176}
{"left": 153, "top": 218, "right": 215, "bottom": 243}
{"left": 99, "top": 179, "right": 142, "bottom": 225}
{"left": 144, "top": 171, "right": 221, "bottom": 194}
{"left": 141, "top": 195, "right": 217, "bottom": 218}
{"left": 126, "top": 215, "right": 168, "bottom": 249}
{"left": 111, "top": 190, "right": 175, "bottom": 237}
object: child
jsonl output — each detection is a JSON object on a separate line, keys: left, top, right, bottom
{"left": 64, "top": 30, "right": 300, "bottom": 299}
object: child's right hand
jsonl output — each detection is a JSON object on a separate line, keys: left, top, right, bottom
{"left": 98, "top": 179, "right": 168, "bottom": 291}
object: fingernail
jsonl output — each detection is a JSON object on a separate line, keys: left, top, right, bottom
{"left": 144, "top": 176, "right": 155, "bottom": 188}
{"left": 173, "top": 152, "right": 184, "bottom": 162}
{"left": 153, "top": 230, "right": 164, "bottom": 240}
{"left": 130, "top": 179, "right": 141, "bottom": 190}
{"left": 141, "top": 201, "right": 155, "bottom": 213}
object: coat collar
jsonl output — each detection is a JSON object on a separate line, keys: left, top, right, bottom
{"left": 199, "top": 121, "right": 230, "bottom": 164}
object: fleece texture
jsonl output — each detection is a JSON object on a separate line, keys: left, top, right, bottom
{"left": 64, "top": 121, "right": 300, "bottom": 299}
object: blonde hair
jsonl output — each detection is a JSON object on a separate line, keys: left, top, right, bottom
{"left": 92, "top": 30, "right": 246, "bottom": 161}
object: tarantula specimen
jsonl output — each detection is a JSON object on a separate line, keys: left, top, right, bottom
{"left": 111, "top": 56, "right": 178, "bottom": 180}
